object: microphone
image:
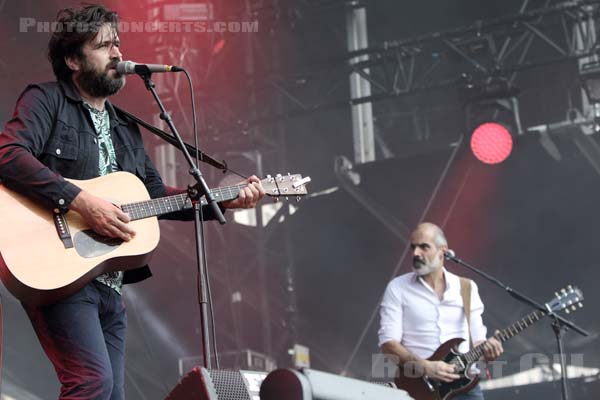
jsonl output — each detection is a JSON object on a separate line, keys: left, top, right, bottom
{"left": 116, "top": 61, "right": 183, "bottom": 76}
{"left": 444, "top": 249, "right": 456, "bottom": 260}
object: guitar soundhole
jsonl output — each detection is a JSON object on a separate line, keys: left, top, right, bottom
{"left": 73, "top": 230, "right": 123, "bottom": 258}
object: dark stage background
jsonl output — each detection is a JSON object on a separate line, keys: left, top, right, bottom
{"left": 0, "top": 0, "right": 599, "bottom": 399}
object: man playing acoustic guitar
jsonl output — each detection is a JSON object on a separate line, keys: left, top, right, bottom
{"left": 378, "top": 223, "right": 503, "bottom": 400}
{"left": 0, "top": 4, "right": 264, "bottom": 399}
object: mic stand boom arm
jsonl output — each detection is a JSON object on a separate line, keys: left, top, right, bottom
{"left": 113, "top": 105, "right": 228, "bottom": 172}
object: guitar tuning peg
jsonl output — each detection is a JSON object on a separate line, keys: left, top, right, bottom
{"left": 567, "top": 284, "right": 572, "bottom": 290}
{"left": 273, "top": 197, "right": 279, "bottom": 203}
{"left": 578, "top": 302, "right": 583, "bottom": 308}
{"left": 555, "top": 292, "right": 560, "bottom": 298}
{"left": 565, "top": 309, "right": 570, "bottom": 314}
{"left": 296, "top": 196, "right": 301, "bottom": 203}
{"left": 561, "top": 288, "right": 567, "bottom": 294}
{"left": 285, "top": 196, "right": 289, "bottom": 201}
{"left": 571, "top": 305, "right": 577, "bottom": 312}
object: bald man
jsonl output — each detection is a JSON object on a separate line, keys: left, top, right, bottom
{"left": 378, "top": 223, "right": 503, "bottom": 400}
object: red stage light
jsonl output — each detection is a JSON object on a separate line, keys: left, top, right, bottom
{"left": 470, "top": 122, "right": 513, "bottom": 164}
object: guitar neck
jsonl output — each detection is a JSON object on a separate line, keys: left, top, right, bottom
{"left": 463, "top": 309, "right": 546, "bottom": 364}
{"left": 120, "top": 184, "right": 246, "bottom": 221}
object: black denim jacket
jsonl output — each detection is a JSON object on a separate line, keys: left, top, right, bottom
{"left": 0, "top": 79, "right": 220, "bottom": 284}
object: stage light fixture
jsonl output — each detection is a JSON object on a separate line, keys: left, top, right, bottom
{"left": 461, "top": 75, "right": 520, "bottom": 104}
{"left": 470, "top": 122, "right": 513, "bottom": 164}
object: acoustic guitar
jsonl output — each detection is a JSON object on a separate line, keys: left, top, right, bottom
{"left": 0, "top": 171, "right": 310, "bottom": 305}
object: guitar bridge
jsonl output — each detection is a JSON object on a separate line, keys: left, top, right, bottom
{"left": 53, "top": 209, "right": 73, "bottom": 249}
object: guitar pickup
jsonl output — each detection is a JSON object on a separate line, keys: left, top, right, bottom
{"left": 53, "top": 209, "right": 74, "bottom": 249}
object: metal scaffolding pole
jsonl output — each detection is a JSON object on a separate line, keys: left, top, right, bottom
{"left": 346, "top": 2, "right": 375, "bottom": 163}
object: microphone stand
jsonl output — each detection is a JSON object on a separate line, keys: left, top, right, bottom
{"left": 444, "top": 252, "right": 589, "bottom": 400}
{"left": 139, "top": 71, "right": 226, "bottom": 370}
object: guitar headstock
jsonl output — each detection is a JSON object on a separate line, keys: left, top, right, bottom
{"left": 546, "top": 285, "right": 584, "bottom": 314}
{"left": 261, "top": 173, "right": 311, "bottom": 201}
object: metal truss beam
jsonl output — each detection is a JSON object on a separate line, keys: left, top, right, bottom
{"left": 347, "top": 0, "right": 600, "bottom": 94}
{"left": 204, "top": 0, "right": 600, "bottom": 138}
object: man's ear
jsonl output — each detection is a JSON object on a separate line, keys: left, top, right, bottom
{"left": 64, "top": 55, "right": 81, "bottom": 73}
{"left": 440, "top": 245, "right": 448, "bottom": 260}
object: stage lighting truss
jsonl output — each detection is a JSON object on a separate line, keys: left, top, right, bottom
{"left": 210, "top": 0, "right": 600, "bottom": 135}
{"left": 340, "top": 0, "right": 600, "bottom": 106}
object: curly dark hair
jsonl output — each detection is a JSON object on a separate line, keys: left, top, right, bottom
{"left": 48, "top": 4, "right": 119, "bottom": 82}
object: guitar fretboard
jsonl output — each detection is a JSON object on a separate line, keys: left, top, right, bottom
{"left": 120, "top": 184, "right": 246, "bottom": 220}
{"left": 463, "top": 309, "right": 546, "bottom": 364}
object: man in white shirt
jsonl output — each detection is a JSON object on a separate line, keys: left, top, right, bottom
{"left": 378, "top": 222, "right": 503, "bottom": 399}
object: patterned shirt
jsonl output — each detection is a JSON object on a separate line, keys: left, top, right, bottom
{"left": 83, "top": 101, "right": 124, "bottom": 294}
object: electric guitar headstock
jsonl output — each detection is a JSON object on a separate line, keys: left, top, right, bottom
{"left": 546, "top": 285, "right": 584, "bottom": 314}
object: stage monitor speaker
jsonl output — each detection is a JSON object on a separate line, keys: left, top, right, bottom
{"left": 259, "top": 368, "right": 414, "bottom": 400}
{"left": 166, "top": 368, "right": 268, "bottom": 400}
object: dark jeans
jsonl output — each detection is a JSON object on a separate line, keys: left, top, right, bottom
{"left": 24, "top": 281, "right": 127, "bottom": 400}
{"left": 455, "top": 384, "right": 484, "bottom": 400}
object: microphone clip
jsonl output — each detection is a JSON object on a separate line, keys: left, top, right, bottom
{"left": 444, "top": 249, "right": 456, "bottom": 260}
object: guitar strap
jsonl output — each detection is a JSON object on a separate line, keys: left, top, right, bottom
{"left": 459, "top": 277, "right": 473, "bottom": 349}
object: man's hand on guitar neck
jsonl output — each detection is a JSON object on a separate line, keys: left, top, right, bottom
{"left": 220, "top": 175, "right": 265, "bottom": 210}
{"left": 70, "top": 190, "right": 136, "bottom": 242}
{"left": 474, "top": 330, "right": 504, "bottom": 362}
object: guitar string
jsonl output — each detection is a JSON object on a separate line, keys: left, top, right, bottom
{"left": 121, "top": 184, "right": 248, "bottom": 220}
{"left": 463, "top": 310, "right": 545, "bottom": 364}
{"left": 121, "top": 178, "right": 304, "bottom": 220}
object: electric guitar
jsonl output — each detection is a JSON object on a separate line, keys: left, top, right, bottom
{"left": 395, "top": 286, "right": 584, "bottom": 400}
{"left": 0, "top": 171, "right": 310, "bottom": 306}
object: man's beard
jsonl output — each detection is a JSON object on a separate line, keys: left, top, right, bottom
{"left": 77, "top": 59, "right": 125, "bottom": 98}
{"left": 412, "top": 256, "right": 442, "bottom": 276}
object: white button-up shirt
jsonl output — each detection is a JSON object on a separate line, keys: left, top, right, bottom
{"left": 378, "top": 268, "right": 487, "bottom": 358}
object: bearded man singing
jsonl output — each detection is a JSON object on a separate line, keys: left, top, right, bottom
{"left": 0, "top": 4, "right": 264, "bottom": 399}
